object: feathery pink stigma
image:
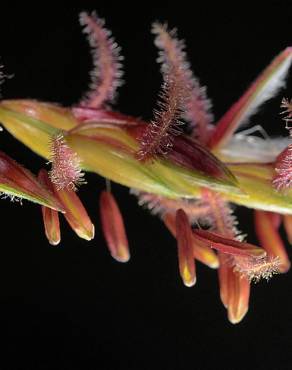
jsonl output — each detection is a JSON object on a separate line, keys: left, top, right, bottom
{"left": 79, "top": 11, "right": 123, "bottom": 108}
{"left": 131, "top": 189, "right": 210, "bottom": 223}
{"left": 233, "top": 256, "right": 280, "bottom": 282}
{"left": 49, "top": 133, "right": 85, "bottom": 191}
{"left": 273, "top": 145, "right": 292, "bottom": 191}
{"left": 152, "top": 23, "right": 213, "bottom": 143}
{"left": 137, "top": 24, "right": 191, "bottom": 161}
{"left": 273, "top": 98, "right": 292, "bottom": 191}
{"left": 280, "top": 97, "right": 292, "bottom": 122}
{"left": 201, "top": 188, "right": 241, "bottom": 239}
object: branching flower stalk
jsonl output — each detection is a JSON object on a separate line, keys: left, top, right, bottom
{"left": 1, "top": 11, "right": 292, "bottom": 323}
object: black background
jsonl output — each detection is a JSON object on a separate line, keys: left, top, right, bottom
{"left": 0, "top": 1, "right": 292, "bottom": 369}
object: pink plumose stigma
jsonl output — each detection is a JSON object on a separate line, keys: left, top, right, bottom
{"left": 49, "top": 133, "right": 85, "bottom": 191}
{"left": 152, "top": 22, "right": 213, "bottom": 143}
{"left": 233, "top": 256, "right": 280, "bottom": 283}
{"left": 273, "top": 146, "right": 292, "bottom": 191}
{"left": 273, "top": 98, "right": 292, "bottom": 191}
{"left": 137, "top": 24, "right": 191, "bottom": 161}
{"left": 79, "top": 11, "right": 123, "bottom": 109}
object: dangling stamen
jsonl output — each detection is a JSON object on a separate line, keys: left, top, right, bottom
{"left": 175, "top": 209, "right": 196, "bottom": 287}
{"left": 99, "top": 190, "right": 130, "bottom": 263}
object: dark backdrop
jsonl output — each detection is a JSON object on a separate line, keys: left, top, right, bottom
{"left": 0, "top": 1, "right": 291, "bottom": 369}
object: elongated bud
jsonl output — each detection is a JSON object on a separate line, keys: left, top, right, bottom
{"left": 99, "top": 190, "right": 130, "bottom": 262}
{"left": 254, "top": 210, "right": 290, "bottom": 272}
{"left": 38, "top": 169, "right": 61, "bottom": 245}
{"left": 175, "top": 209, "right": 196, "bottom": 287}
{"left": 163, "top": 213, "right": 219, "bottom": 269}
{"left": 56, "top": 187, "right": 95, "bottom": 241}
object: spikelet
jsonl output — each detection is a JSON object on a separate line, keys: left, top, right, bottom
{"left": 79, "top": 11, "right": 123, "bottom": 108}
{"left": 137, "top": 24, "right": 191, "bottom": 161}
{"left": 49, "top": 133, "right": 85, "bottom": 191}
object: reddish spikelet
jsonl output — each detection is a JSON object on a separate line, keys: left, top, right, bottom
{"left": 49, "top": 133, "right": 85, "bottom": 191}
{"left": 151, "top": 23, "right": 213, "bottom": 143}
{"left": 176, "top": 209, "right": 196, "bottom": 287}
{"left": 79, "top": 11, "right": 123, "bottom": 108}
{"left": 99, "top": 190, "right": 130, "bottom": 263}
{"left": 131, "top": 189, "right": 210, "bottom": 223}
{"left": 137, "top": 24, "right": 191, "bottom": 161}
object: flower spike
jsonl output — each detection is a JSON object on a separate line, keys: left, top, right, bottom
{"left": 38, "top": 169, "right": 61, "bottom": 246}
{"left": 175, "top": 209, "right": 196, "bottom": 287}
{"left": 1, "top": 15, "right": 292, "bottom": 324}
{"left": 49, "top": 132, "right": 85, "bottom": 191}
{"left": 99, "top": 190, "right": 130, "bottom": 263}
{"left": 79, "top": 11, "right": 123, "bottom": 108}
